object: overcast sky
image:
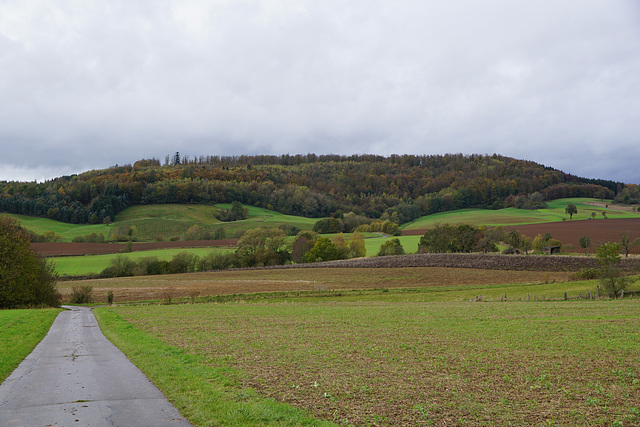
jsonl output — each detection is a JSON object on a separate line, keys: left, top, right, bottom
{"left": 1, "top": 0, "right": 639, "bottom": 184}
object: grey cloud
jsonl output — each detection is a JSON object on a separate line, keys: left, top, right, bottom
{"left": 1, "top": 0, "right": 639, "bottom": 183}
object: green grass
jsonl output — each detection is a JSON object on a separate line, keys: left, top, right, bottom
{"left": 0, "top": 308, "right": 61, "bottom": 383}
{"left": 94, "top": 308, "right": 335, "bottom": 427}
{"left": 6, "top": 203, "right": 320, "bottom": 242}
{"left": 98, "top": 294, "right": 640, "bottom": 426}
{"left": 402, "top": 198, "right": 640, "bottom": 230}
{"left": 364, "top": 235, "right": 421, "bottom": 256}
{"left": 52, "top": 247, "right": 234, "bottom": 276}
{"left": 1, "top": 213, "right": 111, "bottom": 241}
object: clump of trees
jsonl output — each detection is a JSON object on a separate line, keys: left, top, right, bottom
{"left": 377, "top": 238, "right": 405, "bottom": 256}
{"left": 418, "top": 224, "right": 491, "bottom": 254}
{"left": 215, "top": 201, "right": 248, "bottom": 222}
{"left": 0, "top": 216, "right": 59, "bottom": 308}
{"left": 506, "top": 192, "right": 547, "bottom": 210}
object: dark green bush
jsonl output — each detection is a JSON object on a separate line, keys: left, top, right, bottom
{"left": 70, "top": 285, "right": 93, "bottom": 304}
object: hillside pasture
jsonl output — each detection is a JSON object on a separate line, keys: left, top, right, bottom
{"left": 402, "top": 198, "right": 639, "bottom": 232}
{"left": 6, "top": 203, "right": 319, "bottom": 243}
{"left": 99, "top": 299, "right": 640, "bottom": 426}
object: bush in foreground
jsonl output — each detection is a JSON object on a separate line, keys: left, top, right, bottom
{"left": 0, "top": 216, "right": 59, "bottom": 308}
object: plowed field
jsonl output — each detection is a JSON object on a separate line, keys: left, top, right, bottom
{"left": 404, "top": 218, "right": 640, "bottom": 254}
{"left": 32, "top": 239, "right": 238, "bottom": 256}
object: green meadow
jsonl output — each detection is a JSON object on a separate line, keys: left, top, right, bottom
{"left": 51, "top": 247, "right": 234, "bottom": 277}
{"left": 402, "top": 198, "right": 638, "bottom": 230}
{"left": 6, "top": 203, "right": 318, "bottom": 242}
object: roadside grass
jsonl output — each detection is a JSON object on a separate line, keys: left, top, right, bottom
{"left": 98, "top": 298, "right": 640, "bottom": 426}
{"left": 0, "top": 309, "right": 61, "bottom": 383}
{"left": 402, "top": 198, "right": 639, "bottom": 230}
{"left": 51, "top": 247, "right": 234, "bottom": 276}
{"left": 57, "top": 267, "right": 575, "bottom": 304}
{"left": 93, "top": 308, "right": 335, "bottom": 427}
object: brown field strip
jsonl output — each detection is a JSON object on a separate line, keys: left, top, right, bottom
{"left": 59, "top": 267, "right": 571, "bottom": 303}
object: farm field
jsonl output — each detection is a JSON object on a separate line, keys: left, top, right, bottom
{"left": 402, "top": 198, "right": 640, "bottom": 231}
{"left": 51, "top": 246, "right": 234, "bottom": 277}
{"left": 0, "top": 309, "right": 61, "bottom": 383}
{"left": 96, "top": 296, "right": 640, "bottom": 426}
{"left": 507, "top": 218, "right": 640, "bottom": 254}
{"left": 58, "top": 259, "right": 600, "bottom": 304}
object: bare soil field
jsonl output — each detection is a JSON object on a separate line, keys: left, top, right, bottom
{"left": 405, "top": 218, "right": 640, "bottom": 254}
{"left": 509, "top": 218, "right": 640, "bottom": 254}
{"left": 32, "top": 239, "right": 238, "bottom": 257}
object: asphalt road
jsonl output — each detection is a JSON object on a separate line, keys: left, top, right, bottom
{"left": 0, "top": 306, "right": 192, "bottom": 427}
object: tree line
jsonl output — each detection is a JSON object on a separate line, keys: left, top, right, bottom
{"left": 0, "top": 153, "right": 621, "bottom": 225}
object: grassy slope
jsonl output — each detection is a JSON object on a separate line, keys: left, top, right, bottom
{"left": 6, "top": 203, "right": 318, "bottom": 243}
{"left": 402, "top": 198, "right": 640, "bottom": 230}
{"left": 96, "top": 286, "right": 640, "bottom": 426}
{"left": 0, "top": 309, "right": 61, "bottom": 383}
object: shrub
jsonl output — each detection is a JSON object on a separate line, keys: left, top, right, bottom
{"left": 70, "top": 285, "right": 93, "bottom": 304}
{"left": 572, "top": 268, "right": 602, "bottom": 280}
{"left": 198, "top": 253, "right": 236, "bottom": 271}
{"left": 377, "top": 238, "right": 406, "bottom": 256}
{"left": 170, "top": 252, "right": 200, "bottom": 274}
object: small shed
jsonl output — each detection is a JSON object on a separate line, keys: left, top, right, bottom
{"left": 543, "top": 246, "right": 561, "bottom": 255}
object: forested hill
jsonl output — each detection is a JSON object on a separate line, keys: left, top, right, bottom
{"left": 0, "top": 153, "right": 624, "bottom": 225}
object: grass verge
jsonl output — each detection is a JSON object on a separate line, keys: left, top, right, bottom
{"left": 94, "top": 307, "right": 335, "bottom": 427}
{"left": 0, "top": 308, "right": 61, "bottom": 383}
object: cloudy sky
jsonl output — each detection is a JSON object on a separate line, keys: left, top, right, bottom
{"left": 1, "top": 0, "right": 639, "bottom": 183}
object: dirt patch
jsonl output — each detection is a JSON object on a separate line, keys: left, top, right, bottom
{"left": 32, "top": 239, "right": 238, "bottom": 257}
{"left": 404, "top": 218, "right": 640, "bottom": 254}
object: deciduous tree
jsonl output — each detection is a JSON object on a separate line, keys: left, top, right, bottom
{"left": 0, "top": 216, "right": 59, "bottom": 308}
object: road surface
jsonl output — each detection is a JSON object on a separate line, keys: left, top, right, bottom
{"left": 0, "top": 306, "right": 192, "bottom": 427}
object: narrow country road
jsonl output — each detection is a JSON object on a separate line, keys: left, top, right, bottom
{"left": 0, "top": 306, "right": 192, "bottom": 427}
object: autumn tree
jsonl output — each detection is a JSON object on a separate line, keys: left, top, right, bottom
{"left": 377, "top": 238, "right": 405, "bottom": 256}
{"left": 303, "top": 237, "right": 341, "bottom": 263}
{"left": 0, "top": 216, "right": 59, "bottom": 308}
{"left": 596, "top": 242, "right": 633, "bottom": 298}
{"left": 236, "top": 228, "right": 290, "bottom": 267}
{"left": 579, "top": 235, "right": 592, "bottom": 255}
{"left": 565, "top": 203, "right": 577, "bottom": 219}
{"left": 619, "top": 232, "right": 632, "bottom": 257}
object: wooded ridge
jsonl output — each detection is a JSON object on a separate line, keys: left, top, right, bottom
{"left": 0, "top": 153, "right": 627, "bottom": 225}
